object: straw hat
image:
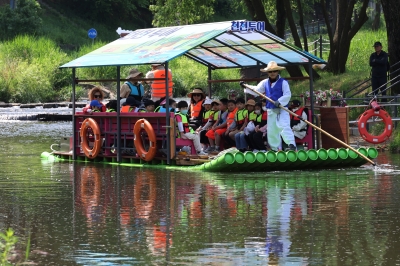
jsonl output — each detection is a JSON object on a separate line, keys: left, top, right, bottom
{"left": 126, "top": 68, "right": 143, "bottom": 79}
{"left": 151, "top": 63, "right": 163, "bottom": 67}
{"left": 187, "top": 88, "right": 206, "bottom": 98}
{"left": 260, "top": 61, "right": 286, "bottom": 72}
{"left": 211, "top": 99, "right": 221, "bottom": 106}
{"left": 245, "top": 99, "right": 256, "bottom": 106}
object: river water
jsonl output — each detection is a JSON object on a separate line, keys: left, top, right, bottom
{"left": 1, "top": 116, "right": 400, "bottom": 265}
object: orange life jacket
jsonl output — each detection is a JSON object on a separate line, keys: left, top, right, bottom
{"left": 190, "top": 99, "right": 204, "bottom": 119}
{"left": 151, "top": 69, "right": 173, "bottom": 98}
{"left": 227, "top": 108, "right": 238, "bottom": 128}
{"left": 290, "top": 107, "right": 308, "bottom": 131}
{"left": 121, "top": 106, "right": 137, "bottom": 113}
{"left": 290, "top": 107, "right": 305, "bottom": 121}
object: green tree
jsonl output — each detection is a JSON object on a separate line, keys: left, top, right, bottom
{"left": 149, "top": 0, "right": 215, "bottom": 26}
{"left": 0, "top": 0, "right": 42, "bottom": 40}
{"left": 381, "top": 0, "right": 400, "bottom": 94}
{"left": 320, "top": 0, "right": 370, "bottom": 74}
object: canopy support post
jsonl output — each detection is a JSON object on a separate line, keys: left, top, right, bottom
{"left": 165, "top": 62, "right": 171, "bottom": 165}
{"left": 117, "top": 66, "right": 121, "bottom": 163}
{"left": 208, "top": 65, "right": 212, "bottom": 98}
{"left": 308, "top": 63, "right": 315, "bottom": 149}
{"left": 72, "top": 67, "right": 76, "bottom": 160}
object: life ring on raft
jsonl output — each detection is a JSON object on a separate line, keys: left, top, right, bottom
{"left": 80, "top": 118, "right": 102, "bottom": 158}
{"left": 133, "top": 119, "right": 157, "bottom": 161}
{"left": 358, "top": 109, "right": 393, "bottom": 144}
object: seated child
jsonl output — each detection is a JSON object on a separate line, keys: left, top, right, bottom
{"left": 224, "top": 98, "right": 246, "bottom": 147}
{"left": 155, "top": 98, "right": 176, "bottom": 113}
{"left": 248, "top": 103, "right": 269, "bottom": 152}
{"left": 205, "top": 99, "right": 235, "bottom": 153}
{"left": 175, "top": 101, "right": 207, "bottom": 155}
{"left": 289, "top": 100, "right": 308, "bottom": 140}
{"left": 139, "top": 99, "right": 155, "bottom": 112}
{"left": 196, "top": 98, "right": 215, "bottom": 150}
{"left": 106, "top": 100, "right": 118, "bottom": 112}
{"left": 121, "top": 96, "right": 140, "bottom": 112}
{"left": 85, "top": 100, "right": 104, "bottom": 113}
{"left": 235, "top": 99, "right": 256, "bottom": 152}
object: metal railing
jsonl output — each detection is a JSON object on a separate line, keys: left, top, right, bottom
{"left": 344, "top": 61, "right": 400, "bottom": 98}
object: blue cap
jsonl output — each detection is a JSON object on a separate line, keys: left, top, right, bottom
{"left": 90, "top": 100, "right": 102, "bottom": 108}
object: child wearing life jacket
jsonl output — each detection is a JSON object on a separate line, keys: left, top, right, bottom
{"left": 138, "top": 99, "right": 155, "bottom": 112}
{"left": 196, "top": 98, "right": 215, "bottom": 150}
{"left": 154, "top": 98, "right": 176, "bottom": 113}
{"left": 121, "top": 96, "right": 140, "bottom": 112}
{"left": 175, "top": 101, "right": 207, "bottom": 156}
{"left": 224, "top": 98, "right": 245, "bottom": 148}
{"left": 85, "top": 100, "right": 103, "bottom": 113}
{"left": 235, "top": 99, "right": 258, "bottom": 152}
{"left": 248, "top": 102, "right": 269, "bottom": 152}
{"left": 205, "top": 99, "right": 235, "bottom": 153}
{"left": 105, "top": 100, "right": 118, "bottom": 112}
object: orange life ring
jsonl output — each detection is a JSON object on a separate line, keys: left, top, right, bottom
{"left": 358, "top": 109, "right": 393, "bottom": 144}
{"left": 80, "top": 118, "right": 102, "bottom": 158}
{"left": 134, "top": 119, "right": 157, "bottom": 161}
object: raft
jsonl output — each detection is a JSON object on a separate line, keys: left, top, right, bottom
{"left": 40, "top": 147, "right": 378, "bottom": 172}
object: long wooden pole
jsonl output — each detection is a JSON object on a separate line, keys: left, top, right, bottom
{"left": 243, "top": 84, "right": 376, "bottom": 166}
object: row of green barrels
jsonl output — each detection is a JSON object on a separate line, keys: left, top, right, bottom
{"left": 196, "top": 148, "right": 378, "bottom": 172}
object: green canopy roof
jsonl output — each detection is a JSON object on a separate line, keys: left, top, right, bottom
{"left": 60, "top": 21, "right": 325, "bottom": 69}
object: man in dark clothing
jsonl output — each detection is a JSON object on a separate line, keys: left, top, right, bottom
{"left": 369, "top": 41, "right": 390, "bottom": 101}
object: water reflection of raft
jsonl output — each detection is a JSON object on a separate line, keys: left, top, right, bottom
{"left": 41, "top": 147, "right": 378, "bottom": 172}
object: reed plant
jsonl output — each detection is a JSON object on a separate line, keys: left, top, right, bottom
{"left": 0, "top": 228, "right": 18, "bottom": 265}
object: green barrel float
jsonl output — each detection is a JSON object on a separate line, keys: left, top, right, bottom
{"left": 255, "top": 151, "right": 277, "bottom": 171}
{"left": 285, "top": 150, "right": 298, "bottom": 168}
{"left": 335, "top": 148, "right": 348, "bottom": 166}
{"left": 305, "top": 149, "right": 319, "bottom": 168}
{"left": 317, "top": 148, "right": 329, "bottom": 166}
{"left": 295, "top": 150, "right": 308, "bottom": 169}
{"left": 233, "top": 152, "right": 246, "bottom": 171}
{"left": 242, "top": 151, "right": 258, "bottom": 168}
{"left": 272, "top": 151, "right": 288, "bottom": 169}
{"left": 202, "top": 152, "right": 236, "bottom": 171}
{"left": 324, "top": 148, "right": 339, "bottom": 166}
{"left": 367, "top": 147, "right": 378, "bottom": 159}
{"left": 41, "top": 151, "right": 51, "bottom": 159}
{"left": 348, "top": 147, "right": 368, "bottom": 167}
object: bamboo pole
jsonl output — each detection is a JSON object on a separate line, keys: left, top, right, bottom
{"left": 243, "top": 84, "right": 376, "bottom": 166}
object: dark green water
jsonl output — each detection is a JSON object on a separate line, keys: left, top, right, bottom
{"left": 1, "top": 120, "right": 400, "bottom": 265}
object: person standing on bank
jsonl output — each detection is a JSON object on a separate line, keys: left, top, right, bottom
{"left": 240, "top": 61, "right": 296, "bottom": 151}
{"left": 370, "top": 41, "right": 390, "bottom": 100}
{"left": 145, "top": 64, "right": 173, "bottom": 101}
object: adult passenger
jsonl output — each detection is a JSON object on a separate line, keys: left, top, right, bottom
{"left": 82, "top": 86, "right": 106, "bottom": 112}
{"left": 145, "top": 64, "right": 173, "bottom": 101}
{"left": 120, "top": 68, "right": 145, "bottom": 102}
{"left": 289, "top": 100, "right": 308, "bottom": 140}
{"left": 240, "top": 61, "right": 296, "bottom": 151}
{"left": 187, "top": 88, "right": 206, "bottom": 130}
{"left": 370, "top": 41, "right": 390, "bottom": 101}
